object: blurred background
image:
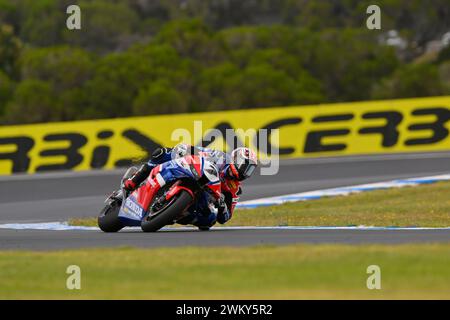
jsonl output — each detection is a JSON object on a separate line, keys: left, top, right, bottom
{"left": 0, "top": 0, "right": 449, "bottom": 125}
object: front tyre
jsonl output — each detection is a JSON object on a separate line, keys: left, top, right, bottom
{"left": 141, "top": 190, "right": 193, "bottom": 232}
{"left": 98, "top": 200, "right": 124, "bottom": 232}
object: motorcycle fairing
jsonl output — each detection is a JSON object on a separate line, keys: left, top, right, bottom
{"left": 118, "top": 194, "right": 145, "bottom": 225}
{"left": 117, "top": 155, "right": 220, "bottom": 227}
{"left": 117, "top": 157, "right": 200, "bottom": 225}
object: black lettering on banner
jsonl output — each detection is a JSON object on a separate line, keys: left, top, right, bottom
{"left": 198, "top": 122, "right": 244, "bottom": 151}
{"left": 304, "top": 114, "right": 354, "bottom": 153}
{"left": 91, "top": 130, "right": 113, "bottom": 169}
{"left": 358, "top": 111, "right": 403, "bottom": 147}
{"left": 0, "top": 137, "right": 34, "bottom": 173}
{"left": 35, "top": 133, "right": 87, "bottom": 172}
{"left": 405, "top": 107, "right": 450, "bottom": 145}
{"left": 256, "top": 118, "right": 302, "bottom": 155}
{"left": 115, "top": 129, "right": 162, "bottom": 167}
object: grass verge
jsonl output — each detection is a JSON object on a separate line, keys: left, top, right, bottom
{"left": 70, "top": 181, "right": 450, "bottom": 227}
{"left": 0, "top": 244, "right": 449, "bottom": 299}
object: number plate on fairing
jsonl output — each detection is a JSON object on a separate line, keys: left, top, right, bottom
{"left": 118, "top": 196, "right": 144, "bottom": 221}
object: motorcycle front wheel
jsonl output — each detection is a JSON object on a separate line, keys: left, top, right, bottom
{"left": 141, "top": 190, "right": 193, "bottom": 232}
{"left": 98, "top": 200, "right": 124, "bottom": 232}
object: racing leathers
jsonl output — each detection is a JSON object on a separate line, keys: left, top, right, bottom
{"left": 124, "top": 144, "right": 242, "bottom": 228}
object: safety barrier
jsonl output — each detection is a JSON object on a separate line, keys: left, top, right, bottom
{"left": 0, "top": 96, "right": 449, "bottom": 174}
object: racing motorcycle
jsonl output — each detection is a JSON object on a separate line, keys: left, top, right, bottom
{"left": 98, "top": 154, "right": 221, "bottom": 232}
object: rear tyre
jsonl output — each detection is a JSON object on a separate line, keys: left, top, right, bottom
{"left": 98, "top": 200, "right": 124, "bottom": 232}
{"left": 141, "top": 190, "right": 193, "bottom": 232}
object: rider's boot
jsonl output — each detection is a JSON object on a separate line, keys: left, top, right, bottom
{"left": 123, "top": 163, "right": 152, "bottom": 192}
{"left": 123, "top": 147, "right": 170, "bottom": 192}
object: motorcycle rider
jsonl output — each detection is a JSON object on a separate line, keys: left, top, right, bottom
{"left": 122, "top": 144, "right": 258, "bottom": 229}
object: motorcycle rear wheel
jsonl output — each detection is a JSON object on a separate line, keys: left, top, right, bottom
{"left": 141, "top": 190, "right": 193, "bottom": 232}
{"left": 98, "top": 200, "right": 124, "bottom": 232}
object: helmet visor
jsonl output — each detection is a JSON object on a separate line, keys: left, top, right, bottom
{"left": 232, "top": 147, "right": 258, "bottom": 180}
{"left": 236, "top": 162, "right": 257, "bottom": 180}
{"left": 242, "top": 163, "right": 256, "bottom": 178}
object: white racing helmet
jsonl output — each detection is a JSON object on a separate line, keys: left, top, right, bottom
{"left": 229, "top": 147, "right": 258, "bottom": 181}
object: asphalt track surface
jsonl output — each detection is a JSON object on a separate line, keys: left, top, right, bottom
{"left": 1, "top": 152, "right": 450, "bottom": 250}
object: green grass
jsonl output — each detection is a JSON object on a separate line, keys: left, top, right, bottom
{"left": 23, "top": 181, "right": 450, "bottom": 300}
{"left": 70, "top": 181, "right": 450, "bottom": 228}
{"left": 0, "top": 244, "right": 449, "bottom": 299}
